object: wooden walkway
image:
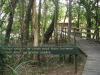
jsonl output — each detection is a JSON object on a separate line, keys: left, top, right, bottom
{"left": 76, "top": 37, "right": 100, "bottom": 75}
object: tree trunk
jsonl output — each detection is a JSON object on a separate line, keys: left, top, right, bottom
{"left": 43, "top": 15, "right": 55, "bottom": 43}
{"left": 23, "top": 0, "right": 34, "bottom": 46}
{"left": 38, "top": 0, "right": 42, "bottom": 45}
{"left": 80, "top": 0, "right": 92, "bottom": 39}
{"left": 76, "top": 3, "right": 80, "bottom": 31}
{"left": 95, "top": 0, "right": 99, "bottom": 40}
{"left": 19, "top": 0, "right": 25, "bottom": 46}
{"left": 41, "top": 0, "right": 48, "bottom": 45}
{"left": 86, "top": 9, "right": 92, "bottom": 39}
{"left": 5, "top": 0, "right": 18, "bottom": 45}
{"left": 43, "top": 0, "right": 59, "bottom": 43}
{"left": 54, "top": 0, "right": 59, "bottom": 44}
{"left": 32, "top": 0, "right": 39, "bottom": 46}
{"left": 68, "top": 0, "right": 73, "bottom": 41}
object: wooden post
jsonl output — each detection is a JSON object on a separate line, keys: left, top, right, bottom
{"left": 64, "top": 28, "right": 66, "bottom": 39}
{"left": 74, "top": 28, "right": 76, "bottom": 45}
{"left": 37, "top": 53, "right": 41, "bottom": 66}
{"left": 80, "top": 28, "right": 82, "bottom": 38}
{"left": 74, "top": 54, "right": 78, "bottom": 73}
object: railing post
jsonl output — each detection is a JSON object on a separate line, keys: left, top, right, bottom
{"left": 74, "top": 54, "right": 78, "bottom": 74}
{"left": 73, "top": 28, "right": 76, "bottom": 45}
{"left": 80, "top": 28, "right": 82, "bottom": 38}
{"left": 65, "top": 28, "right": 67, "bottom": 40}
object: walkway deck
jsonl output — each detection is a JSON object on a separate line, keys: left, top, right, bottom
{"left": 76, "top": 37, "right": 100, "bottom": 75}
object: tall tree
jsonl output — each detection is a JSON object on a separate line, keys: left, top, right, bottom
{"left": 41, "top": 0, "right": 48, "bottom": 45}
{"left": 76, "top": 1, "right": 81, "bottom": 31}
{"left": 43, "top": 0, "right": 59, "bottom": 43}
{"left": 38, "top": 0, "right": 42, "bottom": 44}
{"left": 32, "top": 0, "right": 39, "bottom": 46}
{"left": 95, "top": 0, "right": 99, "bottom": 40}
{"left": 68, "top": 0, "right": 73, "bottom": 41}
{"left": 5, "top": 0, "right": 18, "bottom": 45}
{"left": 92, "top": 0, "right": 99, "bottom": 40}
{"left": 23, "top": 0, "right": 34, "bottom": 46}
{"left": 54, "top": 0, "right": 59, "bottom": 44}
{"left": 19, "top": 0, "right": 25, "bottom": 45}
{"left": 43, "top": 14, "right": 55, "bottom": 43}
{"left": 80, "top": 0, "right": 93, "bottom": 39}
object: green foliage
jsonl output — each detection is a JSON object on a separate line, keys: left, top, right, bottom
{"left": 0, "top": 0, "right": 99, "bottom": 43}
{"left": 2, "top": 0, "right": 10, "bottom": 14}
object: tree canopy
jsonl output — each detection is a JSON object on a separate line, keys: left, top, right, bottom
{"left": 0, "top": 0, "right": 100, "bottom": 46}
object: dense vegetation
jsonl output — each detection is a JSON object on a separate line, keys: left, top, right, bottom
{"left": 0, "top": 0, "right": 100, "bottom": 46}
{"left": 0, "top": 0, "right": 99, "bottom": 74}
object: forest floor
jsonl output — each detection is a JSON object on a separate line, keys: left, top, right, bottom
{"left": 45, "top": 63, "right": 85, "bottom": 75}
{"left": 2, "top": 37, "right": 87, "bottom": 75}
{"left": 14, "top": 56, "right": 86, "bottom": 75}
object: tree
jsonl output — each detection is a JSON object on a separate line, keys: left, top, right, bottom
{"left": 38, "top": 0, "right": 42, "bottom": 44}
{"left": 41, "top": 0, "right": 48, "bottom": 45}
{"left": 68, "top": 0, "right": 73, "bottom": 41}
{"left": 80, "top": 0, "right": 94, "bottom": 39}
{"left": 95, "top": 0, "right": 99, "bottom": 40}
{"left": 5, "top": 0, "right": 18, "bottom": 45}
{"left": 19, "top": 0, "right": 25, "bottom": 45}
{"left": 43, "top": 0, "right": 59, "bottom": 43}
{"left": 23, "top": 0, "right": 34, "bottom": 46}
{"left": 76, "top": 1, "right": 81, "bottom": 31}
{"left": 43, "top": 14, "right": 55, "bottom": 43}
{"left": 32, "top": 0, "right": 39, "bottom": 46}
{"left": 54, "top": 0, "right": 59, "bottom": 44}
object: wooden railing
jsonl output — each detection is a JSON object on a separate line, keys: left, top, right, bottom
{"left": 0, "top": 27, "right": 99, "bottom": 46}
{"left": 50, "top": 27, "right": 100, "bottom": 45}
{"left": 61, "top": 27, "right": 100, "bottom": 41}
{"left": 73, "top": 27, "right": 100, "bottom": 40}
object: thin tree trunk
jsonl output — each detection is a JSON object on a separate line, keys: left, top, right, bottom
{"left": 43, "top": 0, "right": 59, "bottom": 43}
{"left": 5, "top": 0, "right": 18, "bottom": 45}
{"left": 41, "top": 0, "right": 48, "bottom": 45}
{"left": 86, "top": 9, "right": 92, "bottom": 39}
{"left": 19, "top": 0, "right": 25, "bottom": 46}
{"left": 32, "top": 0, "right": 39, "bottom": 46}
{"left": 54, "top": 0, "right": 59, "bottom": 44}
{"left": 43, "top": 14, "right": 55, "bottom": 43}
{"left": 68, "top": 0, "right": 73, "bottom": 63}
{"left": 76, "top": 3, "right": 80, "bottom": 31}
{"left": 68, "top": 0, "right": 73, "bottom": 41}
{"left": 23, "top": 0, "right": 34, "bottom": 46}
{"left": 38, "top": 0, "right": 42, "bottom": 45}
{"left": 95, "top": 0, "right": 99, "bottom": 40}
{"left": 80, "top": 0, "right": 92, "bottom": 39}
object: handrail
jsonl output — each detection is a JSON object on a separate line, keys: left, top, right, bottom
{"left": 61, "top": 27, "right": 100, "bottom": 37}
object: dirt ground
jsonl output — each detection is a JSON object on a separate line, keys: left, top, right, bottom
{"left": 14, "top": 60, "right": 86, "bottom": 75}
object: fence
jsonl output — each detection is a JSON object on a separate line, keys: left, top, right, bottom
{"left": 59, "top": 27, "right": 100, "bottom": 41}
